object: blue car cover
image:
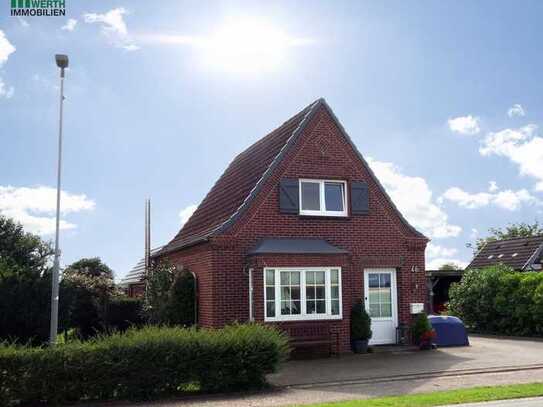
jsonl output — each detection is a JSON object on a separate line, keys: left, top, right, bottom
{"left": 429, "top": 315, "right": 470, "bottom": 347}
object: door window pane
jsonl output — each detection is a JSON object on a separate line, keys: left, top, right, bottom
{"left": 369, "top": 304, "right": 380, "bottom": 317}
{"left": 380, "top": 274, "right": 391, "bottom": 288}
{"left": 325, "top": 182, "right": 344, "bottom": 211}
{"left": 367, "top": 272, "right": 393, "bottom": 318}
{"left": 381, "top": 303, "right": 392, "bottom": 317}
{"left": 301, "top": 182, "right": 320, "bottom": 211}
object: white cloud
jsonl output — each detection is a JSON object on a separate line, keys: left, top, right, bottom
{"left": 470, "top": 228, "right": 479, "bottom": 240}
{"left": 0, "top": 30, "right": 15, "bottom": 99}
{"left": 488, "top": 181, "right": 499, "bottom": 192}
{"left": 367, "top": 158, "right": 461, "bottom": 238}
{"left": 427, "top": 257, "right": 468, "bottom": 270}
{"left": 179, "top": 204, "right": 197, "bottom": 226}
{"left": 61, "top": 18, "right": 78, "bottom": 31}
{"left": 427, "top": 243, "right": 458, "bottom": 258}
{"left": 479, "top": 125, "right": 543, "bottom": 192}
{"left": 0, "top": 30, "right": 15, "bottom": 66}
{"left": 426, "top": 244, "right": 466, "bottom": 270}
{"left": 507, "top": 104, "right": 525, "bottom": 118}
{"left": 0, "top": 186, "right": 95, "bottom": 235}
{"left": 83, "top": 8, "right": 138, "bottom": 51}
{"left": 0, "top": 79, "right": 14, "bottom": 99}
{"left": 448, "top": 115, "right": 480, "bottom": 135}
{"left": 442, "top": 186, "right": 539, "bottom": 211}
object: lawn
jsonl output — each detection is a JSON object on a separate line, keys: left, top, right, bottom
{"left": 306, "top": 383, "right": 543, "bottom": 407}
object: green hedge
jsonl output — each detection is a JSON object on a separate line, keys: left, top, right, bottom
{"left": 449, "top": 265, "right": 543, "bottom": 336}
{"left": 0, "top": 324, "right": 290, "bottom": 405}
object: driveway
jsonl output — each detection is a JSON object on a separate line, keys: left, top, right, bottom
{"left": 91, "top": 336, "right": 543, "bottom": 407}
{"left": 269, "top": 335, "right": 543, "bottom": 387}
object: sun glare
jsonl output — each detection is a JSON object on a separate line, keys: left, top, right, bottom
{"left": 200, "top": 18, "right": 300, "bottom": 73}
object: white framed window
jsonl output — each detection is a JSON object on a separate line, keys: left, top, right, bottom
{"left": 299, "top": 179, "right": 348, "bottom": 217}
{"left": 264, "top": 267, "right": 342, "bottom": 321}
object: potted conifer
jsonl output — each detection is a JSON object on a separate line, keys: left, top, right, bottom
{"left": 411, "top": 312, "right": 436, "bottom": 350}
{"left": 351, "top": 300, "right": 372, "bottom": 353}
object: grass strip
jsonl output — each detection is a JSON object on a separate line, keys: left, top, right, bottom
{"left": 305, "top": 382, "right": 543, "bottom": 407}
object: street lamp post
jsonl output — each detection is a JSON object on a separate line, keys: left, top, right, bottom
{"left": 49, "top": 54, "right": 68, "bottom": 346}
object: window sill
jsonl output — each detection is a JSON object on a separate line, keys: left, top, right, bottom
{"left": 299, "top": 211, "right": 348, "bottom": 217}
{"left": 264, "top": 314, "right": 343, "bottom": 323}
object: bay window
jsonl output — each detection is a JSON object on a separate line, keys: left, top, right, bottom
{"left": 264, "top": 267, "right": 342, "bottom": 321}
{"left": 299, "top": 179, "right": 347, "bottom": 216}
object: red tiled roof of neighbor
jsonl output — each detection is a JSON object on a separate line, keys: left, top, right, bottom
{"left": 159, "top": 100, "right": 319, "bottom": 254}
{"left": 467, "top": 235, "right": 543, "bottom": 270}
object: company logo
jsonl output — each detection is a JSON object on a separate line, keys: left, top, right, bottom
{"left": 11, "top": 0, "right": 65, "bottom": 16}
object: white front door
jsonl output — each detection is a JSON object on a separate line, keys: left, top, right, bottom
{"left": 364, "top": 268, "right": 398, "bottom": 345}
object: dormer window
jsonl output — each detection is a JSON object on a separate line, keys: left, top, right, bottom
{"left": 299, "top": 179, "right": 348, "bottom": 217}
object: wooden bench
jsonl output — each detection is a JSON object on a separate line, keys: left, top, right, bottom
{"left": 283, "top": 324, "right": 339, "bottom": 356}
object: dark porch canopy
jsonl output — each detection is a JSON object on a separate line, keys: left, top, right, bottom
{"left": 248, "top": 238, "right": 349, "bottom": 256}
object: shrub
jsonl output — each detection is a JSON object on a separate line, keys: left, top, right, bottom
{"left": 351, "top": 300, "right": 372, "bottom": 340}
{"left": 0, "top": 324, "right": 290, "bottom": 405}
{"left": 144, "top": 262, "right": 196, "bottom": 326}
{"left": 411, "top": 312, "right": 432, "bottom": 344}
{"left": 104, "top": 296, "right": 144, "bottom": 332}
{"left": 449, "top": 265, "right": 543, "bottom": 336}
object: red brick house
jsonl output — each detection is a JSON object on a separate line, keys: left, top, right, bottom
{"left": 154, "top": 98, "right": 428, "bottom": 352}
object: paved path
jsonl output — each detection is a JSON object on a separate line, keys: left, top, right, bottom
{"left": 443, "top": 397, "right": 543, "bottom": 407}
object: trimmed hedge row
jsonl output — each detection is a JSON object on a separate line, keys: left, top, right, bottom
{"left": 449, "top": 265, "right": 543, "bottom": 336}
{"left": 0, "top": 324, "right": 290, "bottom": 405}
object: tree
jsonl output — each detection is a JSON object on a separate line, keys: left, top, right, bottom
{"left": 61, "top": 258, "right": 118, "bottom": 339}
{"left": 63, "top": 257, "right": 114, "bottom": 280}
{"left": 0, "top": 216, "right": 53, "bottom": 280}
{"left": 0, "top": 216, "right": 54, "bottom": 344}
{"left": 475, "top": 221, "right": 543, "bottom": 251}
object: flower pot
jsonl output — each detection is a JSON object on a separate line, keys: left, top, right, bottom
{"left": 352, "top": 339, "right": 369, "bottom": 354}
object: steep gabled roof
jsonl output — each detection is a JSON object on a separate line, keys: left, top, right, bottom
{"left": 467, "top": 235, "right": 543, "bottom": 271}
{"left": 158, "top": 98, "right": 426, "bottom": 256}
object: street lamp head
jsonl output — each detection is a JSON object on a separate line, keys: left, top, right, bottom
{"left": 55, "top": 54, "right": 69, "bottom": 69}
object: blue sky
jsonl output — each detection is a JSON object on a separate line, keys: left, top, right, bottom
{"left": 1, "top": 1, "right": 542, "bottom": 279}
